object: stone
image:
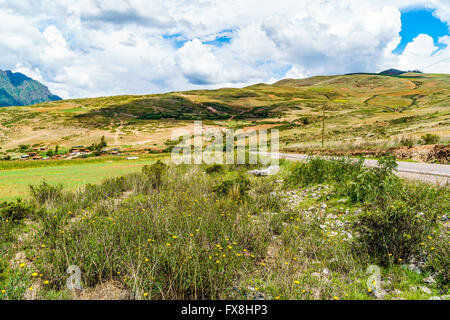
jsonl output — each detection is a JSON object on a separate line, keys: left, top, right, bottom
{"left": 419, "top": 286, "right": 432, "bottom": 294}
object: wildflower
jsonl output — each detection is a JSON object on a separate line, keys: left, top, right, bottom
{"left": 172, "top": 235, "right": 177, "bottom": 239}
{"left": 430, "top": 247, "right": 435, "bottom": 251}
{"left": 19, "top": 263, "right": 26, "bottom": 268}
{"left": 294, "top": 280, "right": 300, "bottom": 284}
{"left": 28, "top": 287, "right": 33, "bottom": 291}
{"left": 398, "top": 258, "right": 403, "bottom": 262}
{"left": 143, "top": 293, "right": 148, "bottom": 297}
{"left": 333, "top": 296, "right": 339, "bottom": 300}
{"left": 368, "top": 288, "right": 372, "bottom": 292}
{"left": 420, "top": 243, "right": 425, "bottom": 246}
{"left": 32, "top": 273, "right": 38, "bottom": 277}
{"left": 117, "top": 272, "right": 121, "bottom": 275}
{"left": 427, "top": 236, "right": 432, "bottom": 240}
{"left": 166, "top": 243, "right": 171, "bottom": 246}
{"left": 1, "top": 290, "right": 5, "bottom": 294}
{"left": 216, "top": 260, "right": 220, "bottom": 264}
{"left": 388, "top": 253, "right": 392, "bottom": 257}
{"left": 275, "top": 296, "right": 280, "bottom": 300}
{"left": 145, "top": 258, "right": 149, "bottom": 262}
{"left": 302, "top": 289, "right": 306, "bottom": 293}
{"left": 43, "top": 281, "right": 49, "bottom": 285}
{"left": 41, "top": 244, "right": 46, "bottom": 248}
{"left": 190, "top": 233, "right": 194, "bottom": 237}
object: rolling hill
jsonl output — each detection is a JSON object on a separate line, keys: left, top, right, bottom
{"left": 0, "top": 72, "right": 448, "bottom": 157}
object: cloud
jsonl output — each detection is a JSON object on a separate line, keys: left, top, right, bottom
{"left": 0, "top": 0, "right": 449, "bottom": 99}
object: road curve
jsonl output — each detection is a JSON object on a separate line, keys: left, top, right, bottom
{"left": 257, "top": 152, "right": 450, "bottom": 186}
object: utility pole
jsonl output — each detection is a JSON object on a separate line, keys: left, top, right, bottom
{"left": 321, "top": 105, "right": 325, "bottom": 149}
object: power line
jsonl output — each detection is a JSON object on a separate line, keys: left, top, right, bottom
{"left": 422, "top": 56, "right": 450, "bottom": 70}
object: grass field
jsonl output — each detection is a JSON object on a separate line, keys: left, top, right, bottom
{"left": 0, "top": 155, "right": 166, "bottom": 200}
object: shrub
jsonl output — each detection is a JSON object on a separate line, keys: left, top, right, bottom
{"left": 212, "top": 171, "right": 250, "bottom": 197}
{"left": 285, "top": 157, "right": 364, "bottom": 187}
{"left": 0, "top": 200, "right": 33, "bottom": 221}
{"left": 29, "top": 180, "right": 63, "bottom": 204}
{"left": 400, "top": 137, "right": 415, "bottom": 147}
{"left": 142, "top": 160, "right": 168, "bottom": 190}
{"left": 426, "top": 236, "right": 450, "bottom": 291}
{"left": 355, "top": 200, "right": 438, "bottom": 266}
{"left": 205, "top": 164, "right": 224, "bottom": 174}
{"left": 421, "top": 133, "right": 439, "bottom": 145}
{"left": 345, "top": 154, "right": 400, "bottom": 203}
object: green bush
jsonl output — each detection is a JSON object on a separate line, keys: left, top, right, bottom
{"left": 345, "top": 155, "right": 400, "bottom": 203}
{"left": 355, "top": 200, "right": 438, "bottom": 266}
{"left": 142, "top": 160, "right": 168, "bottom": 190}
{"left": 426, "top": 236, "right": 449, "bottom": 291}
{"left": 285, "top": 157, "right": 364, "bottom": 187}
{"left": 205, "top": 164, "right": 224, "bottom": 174}
{"left": 421, "top": 133, "right": 439, "bottom": 145}
{"left": 212, "top": 171, "right": 250, "bottom": 197}
{"left": 0, "top": 199, "right": 34, "bottom": 221}
{"left": 29, "top": 181, "right": 63, "bottom": 205}
{"left": 400, "top": 137, "right": 415, "bottom": 147}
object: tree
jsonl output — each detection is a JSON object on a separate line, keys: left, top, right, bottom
{"left": 46, "top": 150, "right": 54, "bottom": 157}
{"left": 55, "top": 145, "right": 59, "bottom": 155}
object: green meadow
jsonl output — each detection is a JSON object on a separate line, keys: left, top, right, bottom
{"left": 0, "top": 156, "right": 165, "bottom": 200}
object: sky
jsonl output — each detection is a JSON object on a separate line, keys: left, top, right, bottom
{"left": 1, "top": 0, "right": 450, "bottom": 99}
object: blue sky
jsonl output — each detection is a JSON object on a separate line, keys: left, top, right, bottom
{"left": 2, "top": 1, "right": 450, "bottom": 98}
{"left": 393, "top": 8, "right": 449, "bottom": 55}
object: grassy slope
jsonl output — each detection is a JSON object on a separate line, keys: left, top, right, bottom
{"left": 0, "top": 73, "right": 449, "bottom": 154}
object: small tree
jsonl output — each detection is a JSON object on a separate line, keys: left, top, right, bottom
{"left": 55, "top": 145, "right": 59, "bottom": 155}
{"left": 46, "top": 150, "right": 54, "bottom": 157}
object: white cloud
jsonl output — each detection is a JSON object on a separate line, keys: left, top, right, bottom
{"left": 0, "top": 0, "right": 449, "bottom": 99}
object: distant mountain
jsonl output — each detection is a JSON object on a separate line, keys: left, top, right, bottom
{"left": 0, "top": 70, "right": 61, "bottom": 107}
{"left": 379, "top": 69, "right": 406, "bottom": 76}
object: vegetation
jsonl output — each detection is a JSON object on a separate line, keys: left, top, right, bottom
{"left": 0, "top": 157, "right": 447, "bottom": 300}
{"left": 0, "top": 73, "right": 448, "bottom": 157}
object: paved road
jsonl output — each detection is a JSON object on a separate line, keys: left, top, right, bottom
{"left": 258, "top": 152, "right": 450, "bottom": 185}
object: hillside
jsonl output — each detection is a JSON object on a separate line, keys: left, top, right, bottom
{"left": 0, "top": 70, "right": 61, "bottom": 107}
{"left": 0, "top": 72, "right": 448, "bottom": 157}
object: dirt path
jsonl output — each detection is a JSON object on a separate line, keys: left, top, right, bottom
{"left": 257, "top": 152, "right": 450, "bottom": 185}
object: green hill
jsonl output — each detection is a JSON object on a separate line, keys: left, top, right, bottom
{"left": 0, "top": 72, "right": 448, "bottom": 155}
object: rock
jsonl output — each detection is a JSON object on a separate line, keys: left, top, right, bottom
{"left": 423, "top": 276, "right": 436, "bottom": 284}
{"left": 419, "top": 286, "right": 432, "bottom": 294}
{"left": 248, "top": 165, "right": 280, "bottom": 176}
{"left": 373, "top": 289, "right": 387, "bottom": 299}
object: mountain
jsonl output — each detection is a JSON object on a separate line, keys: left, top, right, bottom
{"left": 0, "top": 70, "right": 61, "bottom": 107}
{"left": 379, "top": 69, "right": 406, "bottom": 76}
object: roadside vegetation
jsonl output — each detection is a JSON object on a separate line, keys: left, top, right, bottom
{"left": 0, "top": 156, "right": 448, "bottom": 300}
